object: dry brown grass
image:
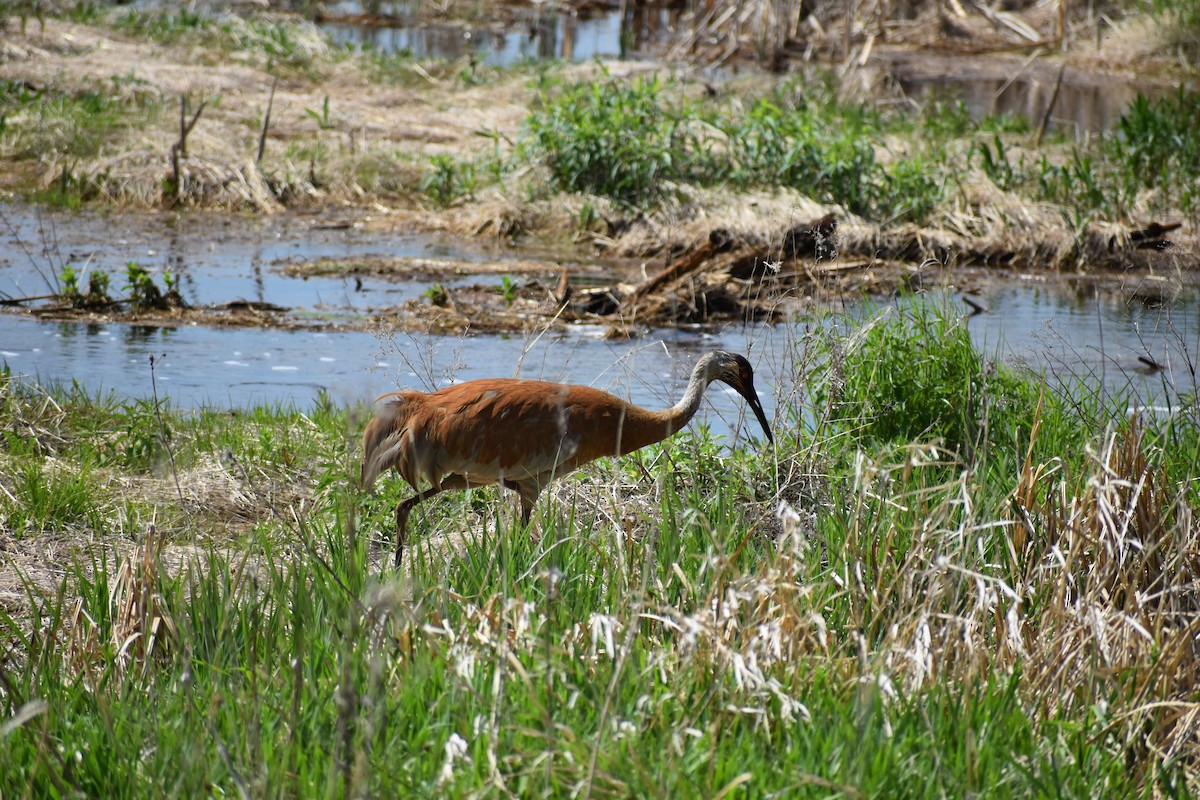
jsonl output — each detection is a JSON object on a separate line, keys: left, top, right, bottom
{"left": 0, "top": 15, "right": 535, "bottom": 213}
{"left": 1012, "top": 417, "right": 1200, "bottom": 775}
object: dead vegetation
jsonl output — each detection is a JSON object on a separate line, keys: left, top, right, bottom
{"left": 1008, "top": 418, "right": 1200, "bottom": 773}
{"left": 668, "top": 0, "right": 1138, "bottom": 67}
{"left": 0, "top": 377, "right": 332, "bottom": 618}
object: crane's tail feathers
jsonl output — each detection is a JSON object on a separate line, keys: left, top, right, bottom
{"left": 360, "top": 437, "right": 404, "bottom": 491}
{"left": 360, "top": 395, "right": 412, "bottom": 491}
{"left": 372, "top": 390, "right": 408, "bottom": 404}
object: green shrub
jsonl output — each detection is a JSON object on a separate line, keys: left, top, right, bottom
{"left": 521, "top": 73, "right": 943, "bottom": 220}
{"left": 816, "top": 302, "right": 1038, "bottom": 459}
{"left": 522, "top": 71, "right": 706, "bottom": 208}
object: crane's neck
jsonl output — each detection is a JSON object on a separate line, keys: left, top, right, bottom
{"left": 661, "top": 356, "right": 714, "bottom": 435}
{"left": 614, "top": 355, "right": 716, "bottom": 455}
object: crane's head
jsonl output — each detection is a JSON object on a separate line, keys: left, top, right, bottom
{"left": 704, "top": 351, "right": 773, "bottom": 445}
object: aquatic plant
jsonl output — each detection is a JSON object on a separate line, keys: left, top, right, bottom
{"left": 499, "top": 274, "right": 517, "bottom": 306}
{"left": 85, "top": 270, "right": 111, "bottom": 307}
{"left": 420, "top": 154, "right": 476, "bottom": 207}
{"left": 124, "top": 261, "right": 166, "bottom": 311}
{"left": 56, "top": 264, "right": 81, "bottom": 305}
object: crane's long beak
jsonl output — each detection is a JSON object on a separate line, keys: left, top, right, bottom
{"left": 738, "top": 382, "right": 773, "bottom": 445}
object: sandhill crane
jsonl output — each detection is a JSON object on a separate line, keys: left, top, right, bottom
{"left": 360, "top": 350, "right": 773, "bottom": 566}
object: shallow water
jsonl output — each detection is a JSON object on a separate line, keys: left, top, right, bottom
{"left": 0, "top": 206, "right": 541, "bottom": 312}
{"left": 2, "top": 206, "right": 1197, "bottom": 438}
{"left": 321, "top": 4, "right": 637, "bottom": 67}
{"left": 883, "top": 54, "right": 1175, "bottom": 138}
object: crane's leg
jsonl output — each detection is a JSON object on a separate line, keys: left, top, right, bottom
{"left": 504, "top": 479, "right": 544, "bottom": 532}
{"left": 392, "top": 477, "right": 471, "bottom": 568}
{"left": 393, "top": 487, "right": 444, "bottom": 567}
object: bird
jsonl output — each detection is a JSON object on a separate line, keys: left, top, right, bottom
{"left": 360, "top": 350, "right": 773, "bottom": 567}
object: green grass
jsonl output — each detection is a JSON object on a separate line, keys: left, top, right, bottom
{"left": 971, "top": 87, "right": 1200, "bottom": 220}
{"left": 816, "top": 302, "right": 1043, "bottom": 459}
{"left": 4, "top": 459, "right": 104, "bottom": 535}
{"left": 2, "top": 304, "right": 1199, "bottom": 795}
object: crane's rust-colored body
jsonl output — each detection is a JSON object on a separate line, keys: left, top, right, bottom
{"left": 360, "top": 350, "right": 772, "bottom": 566}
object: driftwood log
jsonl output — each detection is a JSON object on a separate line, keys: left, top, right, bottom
{"left": 606, "top": 215, "right": 839, "bottom": 325}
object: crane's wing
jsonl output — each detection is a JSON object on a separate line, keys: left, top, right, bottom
{"left": 362, "top": 380, "right": 634, "bottom": 492}
{"left": 415, "top": 381, "right": 589, "bottom": 485}
{"left": 360, "top": 391, "right": 429, "bottom": 491}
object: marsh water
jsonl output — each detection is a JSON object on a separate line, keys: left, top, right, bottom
{"left": 320, "top": 2, "right": 643, "bottom": 67}
{"left": 2, "top": 205, "right": 1196, "bottom": 438}
{"left": 314, "top": 1, "right": 1177, "bottom": 137}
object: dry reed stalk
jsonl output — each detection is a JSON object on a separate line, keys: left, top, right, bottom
{"left": 59, "top": 527, "right": 178, "bottom": 683}
{"left": 76, "top": 151, "right": 288, "bottom": 212}
{"left": 660, "top": 0, "right": 1117, "bottom": 66}
{"left": 1011, "top": 419, "right": 1200, "bottom": 783}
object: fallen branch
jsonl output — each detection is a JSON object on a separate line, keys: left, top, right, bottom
{"left": 622, "top": 241, "right": 716, "bottom": 309}
{"left": 0, "top": 293, "right": 60, "bottom": 306}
